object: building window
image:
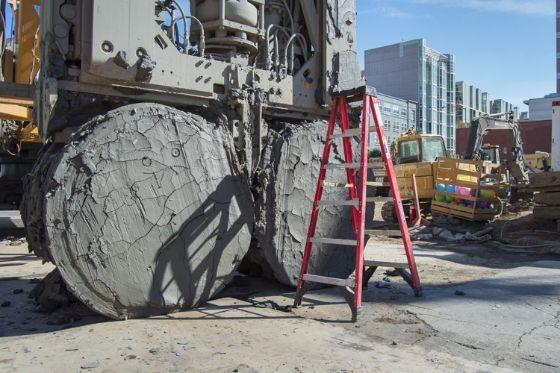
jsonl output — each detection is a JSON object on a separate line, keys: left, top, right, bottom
{"left": 383, "top": 103, "right": 391, "bottom": 114}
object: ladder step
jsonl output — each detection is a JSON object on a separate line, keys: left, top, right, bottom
{"left": 317, "top": 199, "right": 359, "bottom": 207}
{"left": 366, "top": 181, "right": 385, "bottom": 187}
{"left": 317, "top": 198, "right": 376, "bottom": 207}
{"left": 364, "top": 259, "right": 409, "bottom": 269}
{"left": 323, "top": 163, "right": 379, "bottom": 170}
{"left": 364, "top": 229, "right": 402, "bottom": 237}
{"left": 310, "top": 237, "right": 358, "bottom": 246}
{"left": 331, "top": 126, "right": 377, "bottom": 139}
{"left": 303, "top": 274, "right": 354, "bottom": 287}
{"left": 322, "top": 181, "right": 354, "bottom": 188}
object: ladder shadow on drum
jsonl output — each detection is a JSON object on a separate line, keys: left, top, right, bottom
{"left": 149, "top": 176, "right": 254, "bottom": 313}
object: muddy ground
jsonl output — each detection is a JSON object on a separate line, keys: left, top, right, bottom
{"left": 1, "top": 211, "right": 559, "bottom": 372}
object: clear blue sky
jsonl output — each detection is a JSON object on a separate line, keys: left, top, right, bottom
{"left": 356, "top": 0, "right": 556, "bottom": 111}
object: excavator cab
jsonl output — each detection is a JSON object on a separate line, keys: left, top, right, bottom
{"left": 380, "top": 131, "right": 448, "bottom": 223}
{"left": 395, "top": 133, "right": 447, "bottom": 164}
{"left": 480, "top": 144, "right": 501, "bottom": 164}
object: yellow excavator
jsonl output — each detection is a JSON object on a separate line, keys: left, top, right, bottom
{"left": 0, "top": 0, "right": 41, "bottom": 208}
{"left": 380, "top": 130, "right": 447, "bottom": 222}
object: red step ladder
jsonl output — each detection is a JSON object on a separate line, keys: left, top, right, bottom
{"left": 293, "top": 88, "right": 422, "bottom": 321}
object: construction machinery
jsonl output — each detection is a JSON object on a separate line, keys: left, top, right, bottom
{"left": 465, "top": 113, "right": 529, "bottom": 185}
{"left": 525, "top": 151, "right": 551, "bottom": 172}
{"left": 20, "top": 0, "right": 365, "bottom": 319}
{"left": 480, "top": 144, "right": 500, "bottom": 164}
{"left": 380, "top": 130, "right": 447, "bottom": 222}
{"left": 0, "top": 0, "right": 41, "bottom": 208}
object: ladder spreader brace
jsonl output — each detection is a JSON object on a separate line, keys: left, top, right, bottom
{"left": 293, "top": 87, "right": 422, "bottom": 322}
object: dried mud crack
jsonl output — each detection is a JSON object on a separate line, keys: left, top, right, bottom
{"left": 22, "top": 104, "right": 254, "bottom": 319}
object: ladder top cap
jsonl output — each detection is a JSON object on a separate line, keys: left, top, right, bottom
{"left": 330, "top": 85, "right": 377, "bottom": 99}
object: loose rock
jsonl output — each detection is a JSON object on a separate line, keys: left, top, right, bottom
{"left": 80, "top": 361, "right": 100, "bottom": 370}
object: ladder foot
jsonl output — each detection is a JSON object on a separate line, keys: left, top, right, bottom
{"left": 414, "top": 287, "right": 423, "bottom": 298}
{"left": 293, "top": 289, "right": 304, "bottom": 308}
{"left": 351, "top": 306, "right": 361, "bottom": 322}
{"left": 342, "top": 286, "right": 361, "bottom": 322}
{"left": 293, "top": 283, "right": 311, "bottom": 308}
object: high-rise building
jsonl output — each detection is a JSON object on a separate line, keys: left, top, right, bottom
{"left": 364, "top": 39, "right": 457, "bottom": 154}
{"left": 456, "top": 81, "right": 490, "bottom": 127}
{"left": 456, "top": 81, "right": 519, "bottom": 126}
{"left": 490, "top": 99, "right": 518, "bottom": 119}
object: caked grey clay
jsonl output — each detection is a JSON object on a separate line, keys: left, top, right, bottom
{"left": 24, "top": 104, "right": 254, "bottom": 319}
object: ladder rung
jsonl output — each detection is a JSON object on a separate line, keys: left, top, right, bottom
{"left": 322, "top": 181, "right": 354, "bottom": 188}
{"left": 364, "top": 259, "right": 409, "bottom": 269}
{"left": 310, "top": 237, "right": 358, "bottom": 246}
{"left": 317, "top": 199, "right": 359, "bottom": 207}
{"left": 317, "top": 198, "right": 376, "bottom": 207}
{"left": 303, "top": 274, "right": 354, "bottom": 287}
{"left": 323, "top": 163, "right": 379, "bottom": 170}
{"left": 364, "top": 229, "right": 402, "bottom": 236}
{"left": 366, "top": 181, "right": 385, "bottom": 187}
{"left": 331, "top": 126, "right": 377, "bottom": 139}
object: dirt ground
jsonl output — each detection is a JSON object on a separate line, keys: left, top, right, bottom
{"left": 1, "top": 219, "right": 560, "bottom": 372}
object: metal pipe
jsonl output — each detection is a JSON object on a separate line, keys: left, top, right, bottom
{"left": 273, "top": 34, "right": 279, "bottom": 71}
{"left": 284, "top": 33, "right": 308, "bottom": 74}
{"left": 265, "top": 24, "right": 274, "bottom": 69}
{"left": 173, "top": 0, "right": 189, "bottom": 53}
{"left": 266, "top": 24, "right": 290, "bottom": 70}
{"left": 265, "top": 0, "right": 294, "bottom": 34}
{"left": 172, "top": 15, "right": 206, "bottom": 57}
{"left": 259, "top": 4, "right": 265, "bottom": 32}
{"left": 219, "top": 0, "right": 225, "bottom": 22}
{"left": 277, "top": 0, "right": 295, "bottom": 34}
